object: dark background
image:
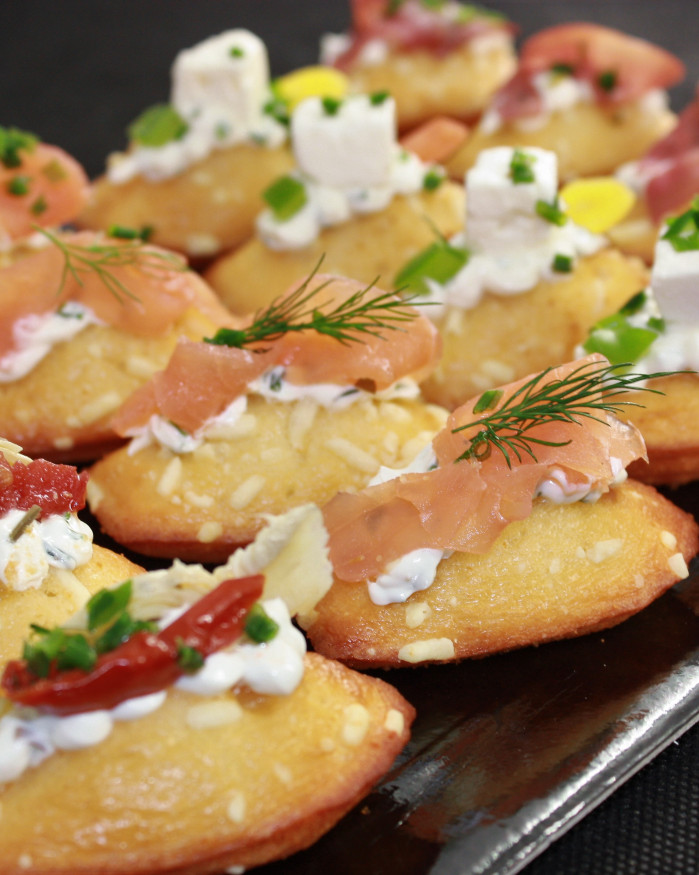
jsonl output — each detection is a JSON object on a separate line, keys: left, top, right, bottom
{"left": 2, "top": 3, "right": 699, "bottom": 874}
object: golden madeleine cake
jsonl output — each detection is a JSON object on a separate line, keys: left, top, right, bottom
{"left": 0, "top": 228, "right": 234, "bottom": 462}
{"left": 0, "top": 125, "right": 90, "bottom": 248}
{"left": 78, "top": 29, "right": 295, "bottom": 260}
{"left": 446, "top": 23, "right": 684, "bottom": 182}
{"left": 580, "top": 200, "right": 699, "bottom": 487}
{"left": 319, "top": 0, "right": 517, "bottom": 131}
{"left": 396, "top": 145, "right": 649, "bottom": 409}
{"left": 608, "top": 86, "right": 699, "bottom": 264}
{"left": 302, "top": 357, "right": 699, "bottom": 667}
{"left": 0, "top": 440, "right": 141, "bottom": 666}
{"left": 0, "top": 505, "right": 414, "bottom": 874}
{"left": 87, "top": 273, "right": 448, "bottom": 561}
{"left": 204, "top": 91, "right": 465, "bottom": 315}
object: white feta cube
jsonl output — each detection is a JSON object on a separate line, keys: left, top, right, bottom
{"left": 651, "top": 237, "right": 699, "bottom": 324}
{"left": 465, "top": 146, "right": 559, "bottom": 250}
{"left": 171, "top": 29, "right": 270, "bottom": 130}
{"left": 292, "top": 94, "right": 396, "bottom": 188}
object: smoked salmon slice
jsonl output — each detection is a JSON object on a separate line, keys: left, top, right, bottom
{"left": 112, "top": 272, "right": 441, "bottom": 436}
{"left": 323, "top": 355, "right": 648, "bottom": 583}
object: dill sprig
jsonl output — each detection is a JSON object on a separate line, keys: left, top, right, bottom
{"left": 39, "top": 228, "right": 188, "bottom": 303}
{"left": 206, "top": 265, "right": 423, "bottom": 349}
{"left": 454, "top": 359, "right": 675, "bottom": 467}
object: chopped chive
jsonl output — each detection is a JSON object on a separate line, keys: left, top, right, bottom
{"left": 30, "top": 195, "right": 48, "bottom": 216}
{"left": 473, "top": 389, "right": 503, "bottom": 414}
{"left": 618, "top": 290, "right": 648, "bottom": 317}
{"left": 262, "top": 174, "right": 308, "bottom": 221}
{"left": 128, "top": 103, "right": 189, "bottom": 148}
{"left": 268, "top": 369, "right": 284, "bottom": 391}
{"left": 244, "top": 603, "right": 279, "bottom": 643}
{"left": 6, "top": 175, "right": 31, "bottom": 196}
{"left": 56, "top": 634, "right": 97, "bottom": 672}
{"left": 536, "top": 198, "right": 567, "bottom": 226}
{"left": 263, "top": 97, "right": 290, "bottom": 127}
{"left": 509, "top": 148, "right": 536, "bottom": 184}
{"left": 423, "top": 168, "right": 445, "bottom": 191}
{"left": 0, "top": 126, "right": 38, "bottom": 168}
{"left": 176, "top": 640, "right": 206, "bottom": 672}
{"left": 394, "top": 239, "right": 469, "bottom": 296}
{"left": 370, "top": 90, "right": 390, "bottom": 106}
{"left": 662, "top": 198, "right": 699, "bottom": 252}
{"left": 41, "top": 159, "right": 68, "bottom": 182}
{"left": 229, "top": 46, "right": 244, "bottom": 58}
{"left": 598, "top": 70, "right": 618, "bottom": 93}
{"left": 550, "top": 62, "right": 575, "bottom": 76}
{"left": 322, "top": 96, "right": 342, "bottom": 116}
{"left": 552, "top": 253, "right": 573, "bottom": 273}
{"left": 107, "top": 224, "right": 152, "bottom": 241}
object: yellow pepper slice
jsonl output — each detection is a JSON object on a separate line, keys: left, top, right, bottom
{"left": 273, "top": 66, "right": 350, "bottom": 113}
{"left": 560, "top": 177, "right": 636, "bottom": 234}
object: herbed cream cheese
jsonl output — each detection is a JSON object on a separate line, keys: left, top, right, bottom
{"left": 0, "top": 597, "right": 305, "bottom": 784}
{"left": 125, "top": 371, "right": 421, "bottom": 455}
{"left": 364, "top": 434, "right": 630, "bottom": 606}
{"left": 0, "top": 302, "right": 102, "bottom": 383}
{"left": 107, "top": 29, "right": 286, "bottom": 184}
{"left": 257, "top": 93, "right": 433, "bottom": 250}
{"left": 0, "top": 509, "right": 93, "bottom": 592}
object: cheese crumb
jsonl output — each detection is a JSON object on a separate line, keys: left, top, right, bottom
{"left": 229, "top": 475, "right": 265, "bottom": 510}
{"left": 669, "top": 552, "right": 689, "bottom": 579}
{"left": 325, "top": 437, "right": 379, "bottom": 473}
{"left": 342, "top": 703, "right": 371, "bottom": 746}
{"left": 227, "top": 791, "right": 247, "bottom": 824}
{"left": 405, "top": 601, "right": 431, "bottom": 628}
{"left": 384, "top": 708, "right": 405, "bottom": 735}
{"left": 186, "top": 699, "right": 242, "bottom": 729}
{"left": 157, "top": 456, "right": 183, "bottom": 497}
{"left": 398, "top": 638, "right": 455, "bottom": 663}
{"left": 197, "top": 521, "right": 224, "bottom": 543}
{"left": 586, "top": 539, "right": 624, "bottom": 564}
{"left": 660, "top": 530, "right": 678, "bottom": 550}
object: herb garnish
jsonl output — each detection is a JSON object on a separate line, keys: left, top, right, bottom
{"left": 423, "top": 168, "right": 445, "bottom": 191}
{"left": 244, "top": 603, "right": 279, "bottom": 643}
{"left": 6, "top": 175, "right": 31, "bottom": 196}
{"left": 22, "top": 580, "right": 157, "bottom": 678}
{"left": 509, "top": 149, "right": 536, "bottom": 184}
{"left": 536, "top": 198, "right": 568, "bottom": 226}
{"left": 30, "top": 195, "right": 48, "bottom": 216}
{"left": 552, "top": 253, "right": 573, "bottom": 273}
{"left": 263, "top": 174, "right": 308, "bottom": 221}
{"left": 128, "top": 104, "right": 189, "bottom": 148}
{"left": 205, "top": 266, "right": 422, "bottom": 349}
{"left": 583, "top": 290, "right": 664, "bottom": 365}
{"left": 9, "top": 505, "right": 41, "bottom": 542}
{"left": 0, "top": 126, "right": 37, "bottom": 168}
{"left": 597, "top": 70, "right": 618, "bottom": 93}
{"left": 662, "top": 198, "right": 699, "bottom": 252}
{"left": 453, "top": 358, "right": 672, "bottom": 467}
{"left": 394, "top": 237, "right": 469, "bottom": 296}
{"left": 39, "top": 227, "right": 188, "bottom": 303}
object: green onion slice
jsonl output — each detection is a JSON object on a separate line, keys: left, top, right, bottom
{"left": 394, "top": 239, "right": 469, "bottom": 296}
{"left": 263, "top": 175, "right": 308, "bottom": 221}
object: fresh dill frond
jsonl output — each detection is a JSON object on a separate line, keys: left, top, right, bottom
{"left": 39, "top": 228, "right": 188, "bottom": 303}
{"left": 453, "top": 359, "right": 676, "bottom": 467}
{"left": 206, "top": 260, "right": 424, "bottom": 349}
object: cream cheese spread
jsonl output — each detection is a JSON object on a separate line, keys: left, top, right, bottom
{"left": 0, "top": 302, "right": 102, "bottom": 383}
{"left": 0, "top": 509, "right": 93, "bottom": 592}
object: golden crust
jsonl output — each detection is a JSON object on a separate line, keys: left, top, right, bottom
{"left": 624, "top": 375, "right": 699, "bottom": 487}
{"left": 78, "top": 143, "right": 295, "bottom": 259}
{"left": 0, "top": 545, "right": 142, "bottom": 666}
{"left": 345, "top": 40, "right": 517, "bottom": 131}
{"left": 88, "top": 395, "right": 448, "bottom": 562}
{"left": 0, "top": 306, "right": 224, "bottom": 463}
{"left": 420, "top": 247, "right": 649, "bottom": 409}
{"left": 446, "top": 100, "right": 677, "bottom": 182}
{"left": 0, "top": 653, "right": 413, "bottom": 875}
{"left": 204, "top": 182, "right": 465, "bottom": 316}
{"left": 304, "top": 480, "right": 698, "bottom": 668}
